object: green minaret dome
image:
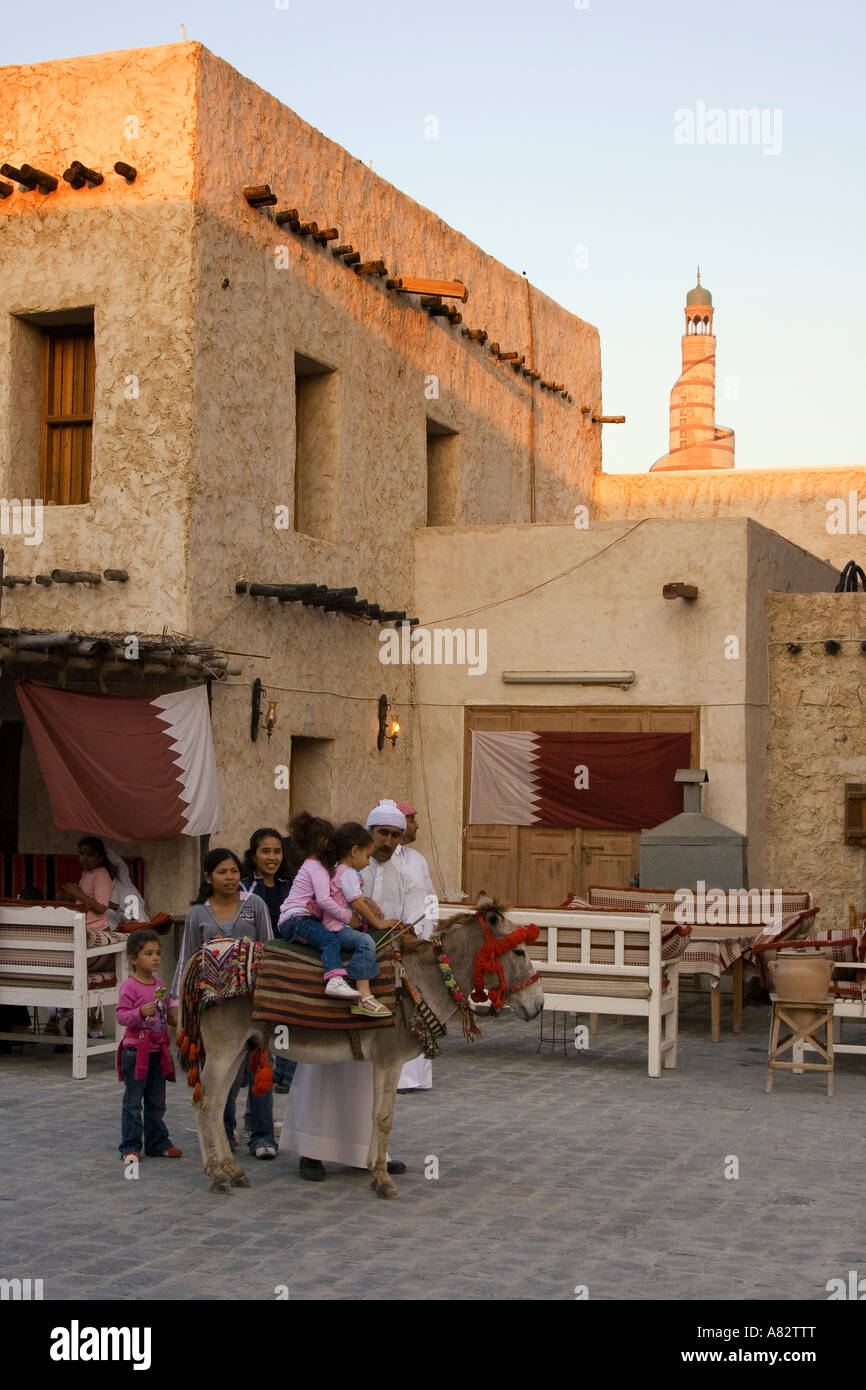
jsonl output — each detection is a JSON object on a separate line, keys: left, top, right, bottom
{"left": 686, "top": 267, "right": 712, "bottom": 306}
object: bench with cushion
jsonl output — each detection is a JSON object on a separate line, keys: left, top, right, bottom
{"left": 0, "top": 903, "right": 127, "bottom": 1078}
{"left": 505, "top": 907, "right": 684, "bottom": 1077}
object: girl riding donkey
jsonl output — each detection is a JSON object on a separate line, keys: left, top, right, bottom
{"left": 277, "top": 813, "right": 397, "bottom": 1018}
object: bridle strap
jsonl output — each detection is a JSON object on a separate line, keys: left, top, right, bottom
{"left": 473, "top": 909, "right": 540, "bottom": 1011}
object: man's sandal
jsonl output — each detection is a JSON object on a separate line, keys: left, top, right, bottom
{"left": 350, "top": 997, "right": 392, "bottom": 1018}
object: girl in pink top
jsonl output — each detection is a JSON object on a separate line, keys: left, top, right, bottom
{"left": 116, "top": 928, "right": 182, "bottom": 1161}
{"left": 61, "top": 835, "right": 113, "bottom": 930}
{"left": 59, "top": 835, "right": 117, "bottom": 1041}
{"left": 277, "top": 813, "right": 390, "bottom": 1014}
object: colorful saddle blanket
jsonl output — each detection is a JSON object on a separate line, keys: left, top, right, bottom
{"left": 252, "top": 937, "right": 397, "bottom": 1032}
{"left": 178, "top": 938, "right": 263, "bottom": 1078}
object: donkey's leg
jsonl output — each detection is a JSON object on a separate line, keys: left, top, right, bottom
{"left": 199, "top": 1015, "right": 253, "bottom": 1193}
{"left": 368, "top": 1058, "right": 403, "bottom": 1199}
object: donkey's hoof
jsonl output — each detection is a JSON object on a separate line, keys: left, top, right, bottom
{"left": 230, "top": 1172, "right": 250, "bottom": 1188}
{"left": 372, "top": 1176, "right": 399, "bottom": 1199}
{"left": 209, "top": 1178, "right": 232, "bottom": 1195}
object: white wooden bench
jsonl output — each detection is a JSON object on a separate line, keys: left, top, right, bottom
{"left": 504, "top": 908, "right": 681, "bottom": 1077}
{"left": 0, "top": 904, "right": 127, "bottom": 1078}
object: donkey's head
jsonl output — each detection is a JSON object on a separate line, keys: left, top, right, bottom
{"left": 442, "top": 892, "right": 544, "bottom": 1023}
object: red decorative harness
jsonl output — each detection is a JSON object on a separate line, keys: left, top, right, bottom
{"left": 471, "top": 909, "right": 540, "bottom": 1012}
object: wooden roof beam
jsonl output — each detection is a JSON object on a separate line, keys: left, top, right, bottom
{"left": 243, "top": 184, "right": 277, "bottom": 207}
{"left": 387, "top": 276, "right": 468, "bottom": 302}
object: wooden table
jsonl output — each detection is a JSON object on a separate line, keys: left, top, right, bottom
{"left": 672, "top": 921, "right": 765, "bottom": 1042}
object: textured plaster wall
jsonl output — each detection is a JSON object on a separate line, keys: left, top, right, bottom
{"left": 181, "top": 41, "right": 602, "bottom": 850}
{"left": 191, "top": 44, "right": 601, "bottom": 526}
{"left": 0, "top": 42, "right": 200, "bottom": 631}
{"left": 595, "top": 468, "right": 866, "bottom": 574}
{"left": 765, "top": 594, "right": 866, "bottom": 928}
{"left": 412, "top": 518, "right": 835, "bottom": 894}
{"left": 0, "top": 41, "right": 603, "bottom": 870}
{"left": 744, "top": 524, "right": 839, "bottom": 884}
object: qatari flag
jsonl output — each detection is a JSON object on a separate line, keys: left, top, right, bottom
{"left": 469, "top": 729, "right": 691, "bottom": 830}
{"left": 16, "top": 680, "right": 222, "bottom": 841}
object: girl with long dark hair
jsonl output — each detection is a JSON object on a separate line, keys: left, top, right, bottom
{"left": 173, "top": 848, "right": 277, "bottom": 1160}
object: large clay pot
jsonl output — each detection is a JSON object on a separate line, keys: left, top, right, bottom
{"left": 770, "top": 954, "right": 833, "bottom": 1031}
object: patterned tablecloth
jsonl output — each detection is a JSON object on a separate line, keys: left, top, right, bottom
{"left": 666, "top": 920, "right": 763, "bottom": 982}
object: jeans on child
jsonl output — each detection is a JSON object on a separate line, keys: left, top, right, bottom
{"left": 279, "top": 915, "right": 378, "bottom": 980}
{"left": 224, "top": 1050, "right": 276, "bottom": 1152}
{"left": 119, "top": 1047, "right": 172, "bottom": 1156}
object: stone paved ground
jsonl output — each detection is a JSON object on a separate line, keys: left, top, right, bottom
{"left": 2, "top": 993, "right": 865, "bottom": 1302}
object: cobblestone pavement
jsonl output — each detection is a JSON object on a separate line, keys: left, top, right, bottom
{"left": 2, "top": 992, "right": 865, "bottom": 1302}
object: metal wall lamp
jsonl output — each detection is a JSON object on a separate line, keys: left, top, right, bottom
{"left": 251, "top": 678, "right": 278, "bottom": 742}
{"left": 377, "top": 695, "right": 400, "bottom": 751}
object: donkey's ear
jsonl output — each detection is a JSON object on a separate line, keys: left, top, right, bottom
{"left": 476, "top": 891, "right": 492, "bottom": 908}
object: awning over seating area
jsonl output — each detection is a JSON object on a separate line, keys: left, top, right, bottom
{"left": 14, "top": 679, "right": 222, "bottom": 842}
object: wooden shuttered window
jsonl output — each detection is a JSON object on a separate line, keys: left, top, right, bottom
{"left": 40, "top": 325, "right": 95, "bottom": 505}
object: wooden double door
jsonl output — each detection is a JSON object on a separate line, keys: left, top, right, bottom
{"left": 463, "top": 706, "right": 698, "bottom": 907}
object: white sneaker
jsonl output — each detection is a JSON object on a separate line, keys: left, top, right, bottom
{"left": 324, "top": 978, "right": 361, "bottom": 1000}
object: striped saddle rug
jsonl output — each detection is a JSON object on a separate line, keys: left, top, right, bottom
{"left": 252, "top": 938, "right": 397, "bottom": 1032}
{"left": 177, "top": 938, "right": 263, "bottom": 1083}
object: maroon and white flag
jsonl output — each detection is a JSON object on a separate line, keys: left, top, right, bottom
{"left": 16, "top": 680, "right": 222, "bottom": 841}
{"left": 469, "top": 729, "right": 690, "bottom": 830}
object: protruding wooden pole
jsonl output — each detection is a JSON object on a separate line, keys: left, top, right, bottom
{"left": 114, "top": 162, "right": 137, "bottom": 183}
{"left": 50, "top": 569, "right": 102, "bottom": 585}
{"left": 63, "top": 160, "right": 103, "bottom": 188}
{"left": 0, "top": 180, "right": 14, "bottom": 199}
{"left": 274, "top": 207, "right": 300, "bottom": 225}
{"left": 387, "top": 277, "right": 468, "bottom": 302}
{"left": 0, "top": 163, "right": 38, "bottom": 190}
{"left": 102, "top": 569, "right": 129, "bottom": 582}
{"left": 19, "top": 163, "right": 57, "bottom": 192}
{"left": 461, "top": 327, "right": 487, "bottom": 342}
{"left": 354, "top": 259, "right": 387, "bottom": 275}
{"left": 313, "top": 227, "right": 339, "bottom": 243}
{"left": 243, "top": 184, "right": 277, "bottom": 207}
{"left": 341, "top": 251, "right": 361, "bottom": 266}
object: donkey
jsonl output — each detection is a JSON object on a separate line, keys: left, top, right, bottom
{"left": 192, "top": 898, "right": 543, "bottom": 1197}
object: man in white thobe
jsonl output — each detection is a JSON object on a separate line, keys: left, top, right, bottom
{"left": 281, "top": 800, "right": 425, "bottom": 1179}
{"left": 392, "top": 800, "right": 437, "bottom": 1091}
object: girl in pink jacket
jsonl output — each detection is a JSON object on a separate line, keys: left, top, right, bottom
{"left": 277, "top": 812, "right": 388, "bottom": 1014}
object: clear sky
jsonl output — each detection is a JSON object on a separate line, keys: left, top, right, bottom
{"left": 5, "top": 0, "right": 864, "bottom": 473}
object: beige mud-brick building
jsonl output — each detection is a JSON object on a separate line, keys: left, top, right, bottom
{"left": 0, "top": 41, "right": 599, "bottom": 910}
{"left": 0, "top": 40, "right": 864, "bottom": 926}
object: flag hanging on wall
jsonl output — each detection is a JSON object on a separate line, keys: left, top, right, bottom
{"left": 16, "top": 680, "right": 222, "bottom": 841}
{"left": 468, "top": 729, "right": 691, "bottom": 830}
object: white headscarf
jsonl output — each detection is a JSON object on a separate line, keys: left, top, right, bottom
{"left": 105, "top": 847, "right": 148, "bottom": 928}
{"left": 366, "top": 799, "right": 407, "bottom": 831}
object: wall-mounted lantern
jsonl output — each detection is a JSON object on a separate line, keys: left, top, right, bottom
{"left": 377, "top": 695, "right": 401, "bottom": 751}
{"left": 251, "top": 678, "right": 278, "bottom": 742}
